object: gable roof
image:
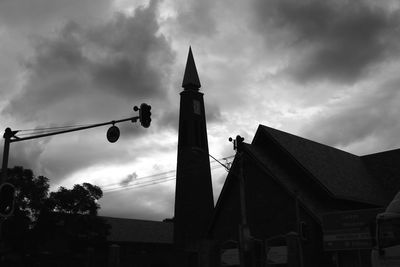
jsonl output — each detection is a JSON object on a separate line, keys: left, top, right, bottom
{"left": 103, "top": 217, "right": 173, "bottom": 244}
{"left": 257, "top": 125, "right": 388, "bottom": 205}
{"left": 242, "top": 143, "right": 329, "bottom": 222}
{"left": 209, "top": 125, "right": 395, "bottom": 235}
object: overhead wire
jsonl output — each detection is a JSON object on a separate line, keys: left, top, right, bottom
{"left": 101, "top": 169, "right": 177, "bottom": 190}
{"left": 16, "top": 123, "right": 97, "bottom": 133}
{"left": 15, "top": 123, "right": 102, "bottom": 137}
{"left": 102, "top": 154, "right": 234, "bottom": 193}
{"left": 102, "top": 163, "right": 225, "bottom": 192}
{"left": 103, "top": 164, "right": 225, "bottom": 193}
{"left": 101, "top": 154, "right": 233, "bottom": 190}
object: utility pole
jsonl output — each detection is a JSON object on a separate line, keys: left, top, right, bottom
{"left": 229, "top": 135, "right": 253, "bottom": 267}
{"left": 1, "top": 128, "right": 16, "bottom": 184}
{"left": 0, "top": 128, "right": 18, "bottom": 218}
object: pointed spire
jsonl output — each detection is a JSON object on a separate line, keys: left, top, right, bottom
{"left": 182, "top": 47, "right": 201, "bottom": 90}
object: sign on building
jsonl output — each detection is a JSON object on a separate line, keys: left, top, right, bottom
{"left": 221, "top": 248, "right": 239, "bottom": 266}
{"left": 266, "top": 246, "right": 287, "bottom": 264}
{"left": 322, "top": 208, "right": 384, "bottom": 251}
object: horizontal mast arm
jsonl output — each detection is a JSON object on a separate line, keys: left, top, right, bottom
{"left": 10, "top": 116, "right": 139, "bottom": 143}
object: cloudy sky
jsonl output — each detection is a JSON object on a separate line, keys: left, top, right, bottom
{"left": 1, "top": 0, "right": 400, "bottom": 220}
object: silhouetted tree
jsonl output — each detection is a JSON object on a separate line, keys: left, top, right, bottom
{"left": 1, "top": 167, "right": 50, "bottom": 254}
{"left": 1, "top": 166, "right": 109, "bottom": 265}
{"left": 6, "top": 166, "right": 50, "bottom": 221}
{"left": 46, "top": 183, "right": 103, "bottom": 215}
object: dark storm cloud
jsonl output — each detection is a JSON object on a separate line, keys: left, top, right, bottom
{"left": 252, "top": 0, "right": 400, "bottom": 84}
{"left": 5, "top": 23, "right": 89, "bottom": 120}
{"left": 119, "top": 172, "right": 138, "bottom": 186}
{"left": 175, "top": 0, "right": 217, "bottom": 36}
{"left": 87, "top": 3, "right": 175, "bottom": 97}
{"left": 301, "top": 77, "right": 400, "bottom": 151}
{"left": 2, "top": 0, "right": 175, "bottom": 122}
{"left": 8, "top": 139, "right": 50, "bottom": 172}
{"left": 38, "top": 136, "right": 136, "bottom": 182}
{"left": 1, "top": 0, "right": 176, "bottom": 182}
{"left": 0, "top": 0, "right": 111, "bottom": 30}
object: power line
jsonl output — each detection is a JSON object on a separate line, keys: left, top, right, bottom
{"left": 100, "top": 154, "right": 234, "bottom": 191}
{"left": 103, "top": 166, "right": 225, "bottom": 193}
{"left": 101, "top": 169, "right": 176, "bottom": 190}
{"left": 16, "top": 123, "right": 99, "bottom": 135}
{"left": 102, "top": 155, "right": 234, "bottom": 193}
{"left": 103, "top": 175, "right": 176, "bottom": 193}
{"left": 102, "top": 164, "right": 226, "bottom": 193}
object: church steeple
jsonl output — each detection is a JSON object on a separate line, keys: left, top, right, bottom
{"left": 174, "top": 48, "right": 214, "bottom": 247}
{"left": 182, "top": 47, "right": 201, "bottom": 90}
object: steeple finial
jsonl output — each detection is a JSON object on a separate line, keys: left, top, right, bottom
{"left": 182, "top": 47, "right": 201, "bottom": 90}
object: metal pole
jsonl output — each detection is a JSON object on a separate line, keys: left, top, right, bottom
{"left": 10, "top": 116, "right": 139, "bottom": 143}
{"left": 238, "top": 153, "right": 247, "bottom": 227}
{"left": 238, "top": 152, "right": 252, "bottom": 267}
{"left": 1, "top": 128, "right": 12, "bottom": 184}
{"left": 294, "top": 193, "right": 304, "bottom": 267}
{"left": 0, "top": 128, "right": 13, "bottom": 249}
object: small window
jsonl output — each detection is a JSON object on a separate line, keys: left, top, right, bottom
{"left": 193, "top": 100, "right": 201, "bottom": 115}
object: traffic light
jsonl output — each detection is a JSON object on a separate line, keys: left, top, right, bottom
{"left": 0, "top": 182, "right": 15, "bottom": 217}
{"left": 139, "top": 103, "right": 151, "bottom": 128}
{"left": 229, "top": 135, "right": 245, "bottom": 152}
{"left": 236, "top": 135, "right": 245, "bottom": 152}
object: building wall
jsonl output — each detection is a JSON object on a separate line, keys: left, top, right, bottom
{"left": 99, "top": 243, "right": 190, "bottom": 267}
{"left": 211, "top": 129, "right": 383, "bottom": 266}
{"left": 211, "top": 151, "right": 338, "bottom": 266}
{"left": 244, "top": 155, "right": 335, "bottom": 266}
{"left": 210, "top": 166, "right": 242, "bottom": 242}
{"left": 244, "top": 156, "right": 297, "bottom": 238}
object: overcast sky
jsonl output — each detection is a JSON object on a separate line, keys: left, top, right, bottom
{"left": 1, "top": 0, "right": 400, "bottom": 220}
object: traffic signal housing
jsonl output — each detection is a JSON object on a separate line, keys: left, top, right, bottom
{"left": 0, "top": 182, "right": 15, "bottom": 217}
{"left": 229, "top": 135, "right": 245, "bottom": 152}
{"left": 139, "top": 103, "right": 152, "bottom": 128}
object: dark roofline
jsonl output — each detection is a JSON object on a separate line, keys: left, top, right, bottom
{"left": 258, "top": 125, "right": 357, "bottom": 156}
{"left": 361, "top": 147, "right": 400, "bottom": 157}
{"left": 256, "top": 125, "right": 385, "bottom": 205}
{"left": 255, "top": 125, "right": 335, "bottom": 199}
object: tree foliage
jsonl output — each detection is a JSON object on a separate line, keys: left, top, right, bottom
{"left": 4, "top": 166, "right": 104, "bottom": 219}
{"left": 6, "top": 166, "right": 50, "bottom": 220}
{"left": 1, "top": 166, "right": 109, "bottom": 262}
{"left": 47, "top": 183, "right": 103, "bottom": 215}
